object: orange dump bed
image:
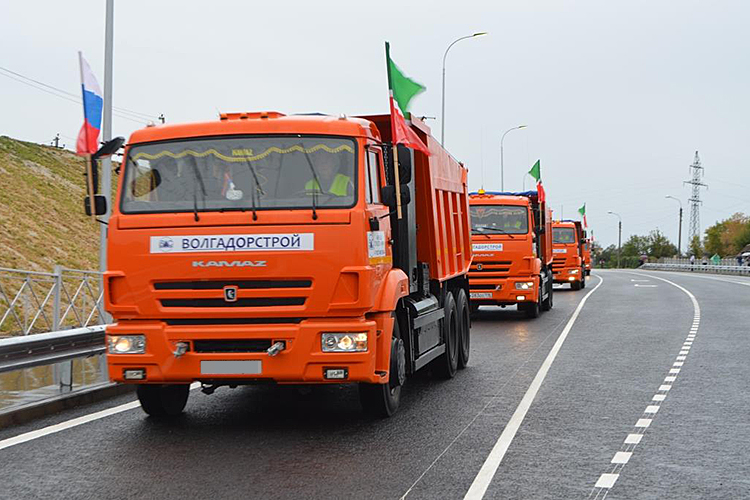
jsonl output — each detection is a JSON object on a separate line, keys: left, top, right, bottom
{"left": 360, "top": 115, "right": 471, "bottom": 283}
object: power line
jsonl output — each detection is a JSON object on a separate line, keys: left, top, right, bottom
{"left": 0, "top": 65, "right": 157, "bottom": 122}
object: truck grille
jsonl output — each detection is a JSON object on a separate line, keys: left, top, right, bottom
{"left": 469, "top": 261, "right": 512, "bottom": 274}
{"left": 469, "top": 283, "right": 501, "bottom": 290}
{"left": 164, "top": 318, "right": 303, "bottom": 326}
{"left": 160, "top": 298, "right": 306, "bottom": 308}
{"left": 193, "top": 339, "right": 272, "bottom": 353}
{"left": 154, "top": 280, "right": 312, "bottom": 290}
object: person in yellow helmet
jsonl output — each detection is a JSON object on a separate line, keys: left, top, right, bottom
{"left": 305, "top": 153, "right": 353, "bottom": 197}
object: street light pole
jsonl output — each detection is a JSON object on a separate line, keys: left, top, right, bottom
{"left": 441, "top": 32, "right": 487, "bottom": 146}
{"left": 608, "top": 211, "right": 622, "bottom": 268}
{"left": 665, "top": 196, "right": 683, "bottom": 256}
{"left": 500, "top": 125, "right": 527, "bottom": 191}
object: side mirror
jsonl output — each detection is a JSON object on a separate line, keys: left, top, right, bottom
{"left": 92, "top": 136, "right": 125, "bottom": 160}
{"left": 380, "top": 185, "right": 411, "bottom": 209}
{"left": 84, "top": 195, "right": 107, "bottom": 216}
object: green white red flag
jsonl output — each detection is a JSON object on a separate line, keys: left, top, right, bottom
{"left": 578, "top": 203, "right": 587, "bottom": 227}
{"left": 528, "top": 159, "right": 545, "bottom": 203}
{"left": 385, "top": 42, "right": 430, "bottom": 155}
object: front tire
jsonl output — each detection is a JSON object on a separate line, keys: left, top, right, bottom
{"left": 359, "top": 320, "right": 403, "bottom": 418}
{"left": 433, "top": 292, "right": 459, "bottom": 379}
{"left": 455, "top": 289, "right": 471, "bottom": 369}
{"left": 137, "top": 384, "right": 190, "bottom": 418}
{"left": 541, "top": 275, "right": 553, "bottom": 311}
{"left": 524, "top": 286, "right": 541, "bottom": 318}
{"left": 581, "top": 268, "right": 586, "bottom": 289}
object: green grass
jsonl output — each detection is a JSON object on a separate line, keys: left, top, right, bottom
{"left": 0, "top": 136, "right": 102, "bottom": 271}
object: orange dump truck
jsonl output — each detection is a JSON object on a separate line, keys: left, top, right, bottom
{"left": 468, "top": 191, "right": 554, "bottom": 318}
{"left": 551, "top": 220, "right": 586, "bottom": 290}
{"left": 93, "top": 111, "right": 471, "bottom": 418}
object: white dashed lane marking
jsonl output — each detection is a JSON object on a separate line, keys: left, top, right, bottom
{"left": 588, "top": 273, "right": 700, "bottom": 499}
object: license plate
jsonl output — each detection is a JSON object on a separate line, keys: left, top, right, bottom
{"left": 200, "top": 360, "right": 261, "bottom": 375}
{"left": 470, "top": 292, "right": 493, "bottom": 299}
{"left": 553, "top": 248, "right": 567, "bottom": 254}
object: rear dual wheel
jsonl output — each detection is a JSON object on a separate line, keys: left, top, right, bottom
{"left": 455, "top": 289, "right": 471, "bottom": 369}
{"left": 434, "top": 292, "right": 459, "bottom": 379}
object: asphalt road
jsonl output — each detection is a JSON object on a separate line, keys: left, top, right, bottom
{"left": 0, "top": 270, "right": 747, "bottom": 500}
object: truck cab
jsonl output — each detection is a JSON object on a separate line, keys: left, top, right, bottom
{"left": 98, "top": 111, "right": 471, "bottom": 418}
{"left": 551, "top": 220, "right": 586, "bottom": 290}
{"left": 468, "top": 191, "right": 553, "bottom": 318}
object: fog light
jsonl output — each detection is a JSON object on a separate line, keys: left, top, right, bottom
{"left": 515, "top": 281, "right": 534, "bottom": 290}
{"left": 568, "top": 277, "right": 576, "bottom": 281}
{"left": 123, "top": 369, "right": 145, "bottom": 380}
{"left": 108, "top": 335, "right": 146, "bottom": 354}
{"left": 321, "top": 333, "right": 368, "bottom": 352}
{"left": 516, "top": 295, "right": 525, "bottom": 301}
{"left": 324, "top": 368, "right": 348, "bottom": 379}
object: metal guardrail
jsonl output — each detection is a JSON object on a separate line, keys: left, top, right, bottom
{"left": 641, "top": 263, "right": 750, "bottom": 276}
{"left": 0, "top": 266, "right": 105, "bottom": 336}
{"left": 0, "top": 325, "right": 106, "bottom": 374}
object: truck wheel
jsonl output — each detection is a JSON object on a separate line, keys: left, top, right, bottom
{"left": 137, "top": 384, "right": 190, "bottom": 417}
{"left": 541, "top": 276, "right": 553, "bottom": 311}
{"left": 455, "top": 289, "right": 471, "bottom": 369}
{"left": 434, "top": 292, "right": 459, "bottom": 379}
{"left": 525, "top": 287, "right": 541, "bottom": 318}
{"left": 571, "top": 280, "right": 581, "bottom": 291}
{"left": 585, "top": 269, "right": 591, "bottom": 276}
{"left": 581, "top": 268, "right": 586, "bottom": 289}
{"left": 359, "top": 320, "right": 403, "bottom": 418}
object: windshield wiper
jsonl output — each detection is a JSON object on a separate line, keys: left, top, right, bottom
{"left": 242, "top": 157, "right": 265, "bottom": 221}
{"left": 472, "top": 227, "right": 516, "bottom": 239}
{"left": 190, "top": 161, "right": 207, "bottom": 222}
{"left": 298, "top": 140, "right": 319, "bottom": 220}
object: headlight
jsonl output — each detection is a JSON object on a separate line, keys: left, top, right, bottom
{"left": 515, "top": 281, "right": 535, "bottom": 290}
{"left": 570, "top": 269, "right": 580, "bottom": 274}
{"left": 108, "top": 335, "right": 146, "bottom": 354}
{"left": 321, "top": 333, "right": 368, "bottom": 352}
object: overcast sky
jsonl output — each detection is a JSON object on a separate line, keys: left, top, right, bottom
{"left": 2, "top": 0, "right": 748, "bottom": 250}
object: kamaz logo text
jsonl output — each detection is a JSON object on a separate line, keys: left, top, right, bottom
{"left": 192, "top": 260, "right": 267, "bottom": 268}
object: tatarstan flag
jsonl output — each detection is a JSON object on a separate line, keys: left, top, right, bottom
{"left": 578, "top": 203, "right": 587, "bottom": 227}
{"left": 385, "top": 42, "right": 430, "bottom": 155}
{"left": 528, "top": 159, "right": 545, "bottom": 203}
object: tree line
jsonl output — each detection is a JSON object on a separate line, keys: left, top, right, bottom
{"left": 592, "top": 212, "right": 750, "bottom": 268}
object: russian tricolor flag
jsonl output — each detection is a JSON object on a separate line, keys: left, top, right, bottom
{"left": 76, "top": 53, "right": 103, "bottom": 155}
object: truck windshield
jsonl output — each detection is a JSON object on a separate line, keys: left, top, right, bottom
{"left": 120, "top": 136, "right": 357, "bottom": 214}
{"left": 553, "top": 227, "right": 576, "bottom": 243}
{"left": 469, "top": 205, "right": 528, "bottom": 234}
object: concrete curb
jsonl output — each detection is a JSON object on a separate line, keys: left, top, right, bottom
{"left": 0, "top": 383, "right": 136, "bottom": 429}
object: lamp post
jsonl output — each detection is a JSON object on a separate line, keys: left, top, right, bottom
{"left": 500, "top": 125, "right": 527, "bottom": 191}
{"left": 441, "top": 32, "right": 487, "bottom": 146}
{"left": 608, "top": 211, "right": 622, "bottom": 268}
{"left": 665, "top": 196, "right": 683, "bottom": 256}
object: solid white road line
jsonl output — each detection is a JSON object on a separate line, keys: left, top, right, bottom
{"left": 462, "top": 275, "right": 605, "bottom": 500}
{"left": 0, "top": 382, "right": 201, "bottom": 452}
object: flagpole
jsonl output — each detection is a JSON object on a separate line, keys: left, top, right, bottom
{"left": 99, "top": 0, "right": 114, "bottom": 327}
{"left": 385, "top": 42, "right": 403, "bottom": 220}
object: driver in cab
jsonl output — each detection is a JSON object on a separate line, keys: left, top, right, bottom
{"left": 305, "top": 152, "right": 353, "bottom": 197}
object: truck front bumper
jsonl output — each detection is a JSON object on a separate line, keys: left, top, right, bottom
{"left": 469, "top": 276, "right": 539, "bottom": 306}
{"left": 553, "top": 267, "right": 582, "bottom": 284}
{"left": 106, "top": 317, "right": 387, "bottom": 385}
